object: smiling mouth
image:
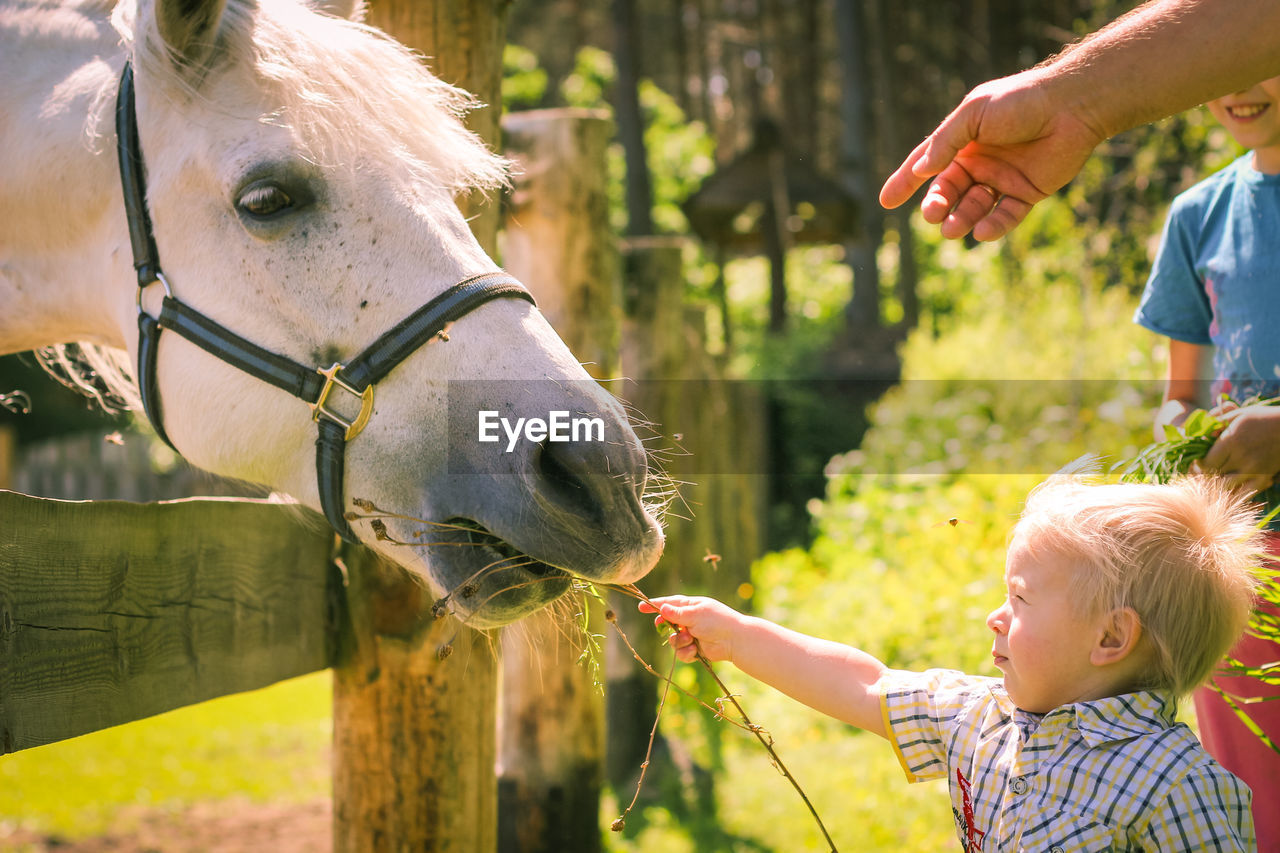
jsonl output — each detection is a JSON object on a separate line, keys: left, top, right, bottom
{"left": 1227, "top": 103, "right": 1271, "bottom": 120}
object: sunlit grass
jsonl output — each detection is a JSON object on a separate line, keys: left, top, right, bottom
{"left": 0, "top": 673, "right": 331, "bottom": 839}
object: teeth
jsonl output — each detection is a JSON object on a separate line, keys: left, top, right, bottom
{"left": 1229, "top": 104, "right": 1269, "bottom": 118}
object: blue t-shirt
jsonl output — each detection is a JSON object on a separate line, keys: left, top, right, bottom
{"left": 1135, "top": 153, "right": 1280, "bottom": 403}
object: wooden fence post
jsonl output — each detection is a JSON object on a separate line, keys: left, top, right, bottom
{"left": 497, "top": 108, "right": 617, "bottom": 853}
{"left": 332, "top": 2, "right": 509, "bottom": 850}
{"left": 332, "top": 548, "right": 498, "bottom": 852}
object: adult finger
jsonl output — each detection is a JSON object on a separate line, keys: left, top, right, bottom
{"left": 920, "top": 168, "right": 971, "bottom": 225}
{"left": 1200, "top": 441, "right": 1264, "bottom": 489}
{"left": 939, "top": 183, "right": 1003, "bottom": 240}
{"left": 971, "top": 195, "right": 1034, "bottom": 242}
{"left": 912, "top": 102, "right": 982, "bottom": 182}
{"left": 882, "top": 96, "right": 983, "bottom": 211}
{"left": 880, "top": 136, "right": 934, "bottom": 210}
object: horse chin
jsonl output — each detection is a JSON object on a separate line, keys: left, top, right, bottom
{"left": 430, "top": 518, "right": 573, "bottom": 628}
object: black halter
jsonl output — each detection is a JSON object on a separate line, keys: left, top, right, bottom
{"left": 114, "top": 62, "right": 535, "bottom": 542}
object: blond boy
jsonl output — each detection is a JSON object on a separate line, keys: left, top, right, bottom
{"left": 644, "top": 476, "right": 1265, "bottom": 851}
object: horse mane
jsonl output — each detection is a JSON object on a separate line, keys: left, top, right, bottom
{"left": 118, "top": 0, "right": 510, "bottom": 192}
{"left": 49, "top": 0, "right": 510, "bottom": 411}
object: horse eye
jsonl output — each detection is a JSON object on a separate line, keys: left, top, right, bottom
{"left": 237, "top": 183, "right": 293, "bottom": 218}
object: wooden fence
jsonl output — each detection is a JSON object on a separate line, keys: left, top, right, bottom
{"left": 0, "top": 490, "right": 337, "bottom": 755}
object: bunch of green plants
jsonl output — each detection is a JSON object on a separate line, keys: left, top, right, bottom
{"left": 1116, "top": 398, "right": 1280, "bottom": 519}
{"left": 1115, "top": 406, "right": 1231, "bottom": 483}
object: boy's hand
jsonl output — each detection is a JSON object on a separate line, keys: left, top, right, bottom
{"left": 1197, "top": 403, "right": 1280, "bottom": 495}
{"left": 638, "top": 595, "right": 742, "bottom": 663}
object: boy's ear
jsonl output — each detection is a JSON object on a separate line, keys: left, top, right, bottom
{"left": 1090, "top": 607, "right": 1143, "bottom": 667}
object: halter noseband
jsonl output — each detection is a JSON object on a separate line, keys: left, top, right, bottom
{"left": 114, "top": 62, "right": 535, "bottom": 542}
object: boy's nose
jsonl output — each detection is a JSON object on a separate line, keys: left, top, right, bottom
{"left": 986, "top": 603, "right": 1008, "bottom": 633}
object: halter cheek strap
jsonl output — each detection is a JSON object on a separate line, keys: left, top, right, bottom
{"left": 115, "top": 62, "right": 535, "bottom": 542}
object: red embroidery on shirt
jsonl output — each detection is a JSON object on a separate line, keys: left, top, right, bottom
{"left": 955, "top": 768, "right": 987, "bottom": 852}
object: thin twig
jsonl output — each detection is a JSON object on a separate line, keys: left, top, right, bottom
{"left": 604, "top": 606, "right": 757, "bottom": 734}
{"left": 611, "top": 650, "right": 676, "bottom": 832}
{"left": 606, "top": 582, "right": 839, "bottom": 852}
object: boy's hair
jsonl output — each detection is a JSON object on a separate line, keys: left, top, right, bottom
{"left": 1015, "top": 474, "right": 1268, "bottom": 696}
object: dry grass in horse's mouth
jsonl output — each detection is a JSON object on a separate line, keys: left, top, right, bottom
{"left": 346, "top": 498, "right": 560, "bottom": 617}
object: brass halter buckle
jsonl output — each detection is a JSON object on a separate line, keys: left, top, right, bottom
{"left": 310, "top": 363, "right": 374, "bottom": 441}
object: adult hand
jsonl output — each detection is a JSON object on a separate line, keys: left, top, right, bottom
{"left": 879, "top": 69, "right": 1106, "bottom": 241}
{"left": 1197, "top": 403, "right": 1280, "bottom": 496}
{"left": 638, "top": 595, "right": 742, "bottom": 664}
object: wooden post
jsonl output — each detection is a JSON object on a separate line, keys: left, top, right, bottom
{"left": 331, "top": 2, "right": 509, "bottom": 851}
{"left": 497, "top": 108, "right": 617, "bottom": 853}
{"left": 501, "top": 109, "right": 619, "bottom": 370}
{"left": 332, "top": 548, "right": 498, "bottom": 852}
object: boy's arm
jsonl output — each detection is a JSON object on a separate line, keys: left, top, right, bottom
{"left": 640, "top": 596, "right": 890, "bottom": 738}
{"left": 1154, "top": 339, "right": 1214, "bottom": 439}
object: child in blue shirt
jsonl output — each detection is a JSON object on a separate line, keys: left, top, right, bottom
{"left": 1134, "top": 74, "right": 1280, "bottom": 850}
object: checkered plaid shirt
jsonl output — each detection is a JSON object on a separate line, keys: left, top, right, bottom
{"left": 880, "top": 669, "right": 1255, "bottom": 852}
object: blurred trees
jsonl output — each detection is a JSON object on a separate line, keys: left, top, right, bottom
{"left": 505, "top": 0, "right": 1231, "bottom": 338}
{"left": 498, "top": 1, "right": 1249, "bottom": 554}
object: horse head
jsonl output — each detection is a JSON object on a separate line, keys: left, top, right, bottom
{"left": 100, "top": 0, "right": 663, "bottom": 625}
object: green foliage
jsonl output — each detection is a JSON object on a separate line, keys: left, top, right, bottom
{"left": 1116, "top": 399, "right": 1280, "bottom": 508}
{"left": 557, "top": 46, "right": 717, "bottom": 237}
{"left": 1116, "top": 407, "right": 1229, "bottom": 485}
{"left": 501, "top": 44, "right": 548, "bottom": 112}
{"left": 638, "top": 80, "right": 716, "bottom": 234}
{"left": 560, "top": 45, "right": 616, "bottom": 110}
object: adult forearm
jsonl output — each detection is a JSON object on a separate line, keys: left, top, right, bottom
{"left": 1048, "top": 0, "right": 1280, "bottom": 139}
{"left": 729, "top": 615, "right": 889, "bottom": 738}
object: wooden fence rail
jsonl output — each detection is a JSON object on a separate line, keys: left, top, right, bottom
{"left": 0, "top": 490, "right": 338, "bottom": 755}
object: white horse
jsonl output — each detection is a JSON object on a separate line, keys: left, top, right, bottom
{"left": 0, "top": 0, "right": 664, "bottom": 626}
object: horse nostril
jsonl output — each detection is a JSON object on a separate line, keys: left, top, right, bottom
{"left": 536, "top": 437, "right": 606, "bottom": 524}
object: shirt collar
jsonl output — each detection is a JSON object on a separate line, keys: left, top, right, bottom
{"left": 987, "top": 684, "right": 1177, "bottom": 747}
{"left": 1064, "top": 692, "right": 1178, "bottom": 746}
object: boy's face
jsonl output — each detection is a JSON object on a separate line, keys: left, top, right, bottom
{"left": 1208, "top": 76, "right": 1280, "bottom": 173}
{"left": 986, "top": 533, "right": 1104, "bottom": 713}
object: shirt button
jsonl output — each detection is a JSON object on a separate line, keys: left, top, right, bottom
{"left": 1010, "top": 776, "right": 1029, "bottom": 795}
{"left": 1050, "top": 847, "right": 1065, "bottom": 853}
